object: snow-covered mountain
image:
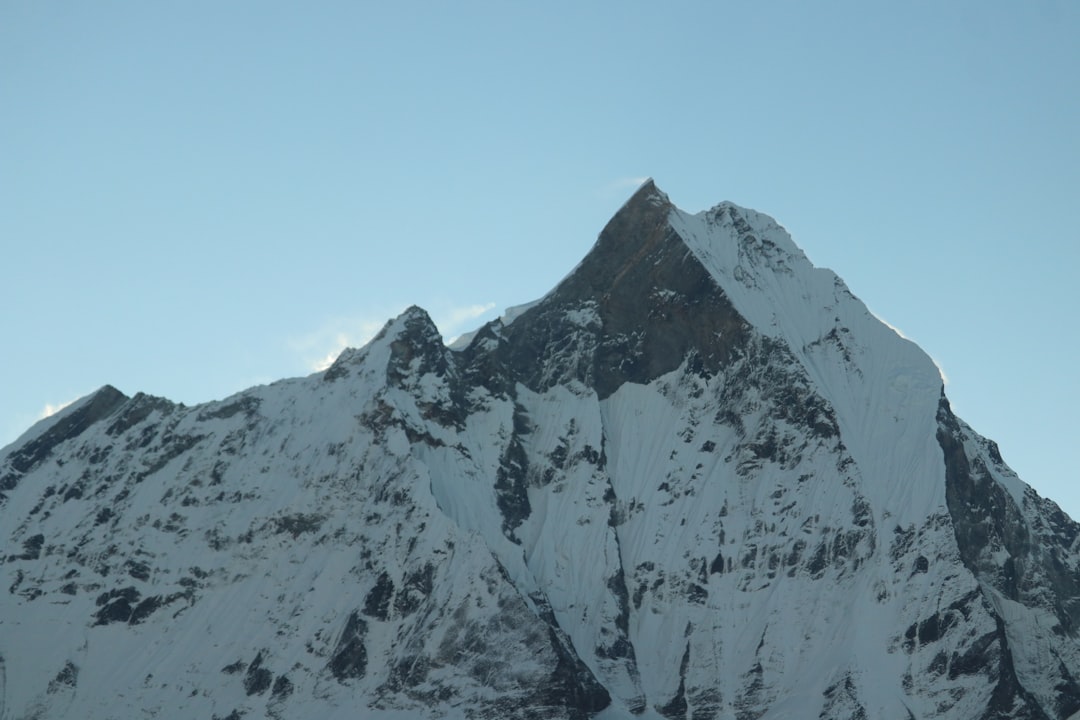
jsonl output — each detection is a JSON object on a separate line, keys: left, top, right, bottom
{"left": 3, "top": 180, "right": 1079, "bottom": 720}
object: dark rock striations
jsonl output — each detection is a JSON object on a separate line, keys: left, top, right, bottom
{"left": 2, "top": 181, "right": 1078, "bottom": 719}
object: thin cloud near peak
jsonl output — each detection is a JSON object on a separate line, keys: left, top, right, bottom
{"left": 295, "top": 301, "right": 499, "bottom": 373}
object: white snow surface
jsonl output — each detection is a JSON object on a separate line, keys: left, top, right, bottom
{"left": 671, "top": 201, "right": 949, "bottom": 527}
{"left": 1, "top": 185, "right": 1078, "bottom": 719}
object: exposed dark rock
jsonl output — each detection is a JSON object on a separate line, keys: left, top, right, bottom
{"left": 983, "top": 617, "right": 1052, "bottom": 720}
{"left": 490, "top": 180, "right": 751, "bottom": 400}
{"left": 362, "top": 571, "right": 394, "bottom": 620}
{"left": 386, "top": 307, "right": 452, "bottom": 383}
{"left": 806, "top": 541, "right": 829, "bottom": 577}
{"left": 270, "top": 513, "right": 324, "bottom": 539}
{"left": 819, "top": 674, "right": 868, "bottom": 720}
{"left": 124, "top": 559, "right": 151, "bottom": 581}
{"left": 196, "top": 395, "right": 261, "bottom": 422}
{"left": 62, "top": 480, "right": 84, "bottom": 502}
{"left": 321, "top": 347, "right": 359, "bottom": 382}
{"left": 271, "top": 673, "right": 293, "bottom": 698}
{"left": 105, "top": 393, "right": 174, "bottom": 437}
{"left": 46, "top": 661, "right": 78, "bottom": 694}
{"left": 137, "top": 432, "right": 207, "bottom": 482}
{"left": 690, "top": 688, "right": 724, "bottom": 720}
{"left": 392, "top": 564, "right": 434, "bottom": 617}
{"left": 243, "top": 651, "right": 273, "bottom": 695}
{"left": 597, "top": 544, "right": 634, "bottom": 662}
{"left": 5, "top": 182, "right": 1080, "bottom": 720}
{"left": 15, "top": 533, "right": 44, "bottom": 561}
{"left": 94, "top": 586, "right": 141, "bottom": 625}
{"left": 127, "top": 593, "right": 185, "bottom": 625}
{"left": 7, "top": 569, "right": 24, "bottom": 594}
{"left": 736, "top": 661, "right": 765, "bottom": 719}
{"left": 1, "top": 386, "right": 128, "bottom": 491}
{"left": 658, "top": 643, "right": 690, "bottom": 720}
{"left": 1052, "top": 661, "right": 1080, "bottom": 718}
{"left": 939, "top": 395, "right": 1075, "bottom": 717}
{"left": 494, "top": 409, "right": 531, "bottom": 540}
{"left": 542, "top": 626, "right": 612, "bottom": 719}
{"left": 221, "top": 660, "right": 246, "bottom": 674}
{"left": 328, "top": 611, "right": 367, "bottom": 682}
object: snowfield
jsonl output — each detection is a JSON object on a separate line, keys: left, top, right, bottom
{"left": 2, "top": 180, "right": 1079, "bottom": 719}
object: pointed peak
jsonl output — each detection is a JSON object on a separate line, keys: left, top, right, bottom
{"left": 615, "top": 177, "right": 671, "bottom": 216}
{"left": 93, "top": 384, "right": 129, "bottom": 406}
{"left": 399, "top": 304, "right": 435, "bottom": 324}
{"left": 388, "top": 305, "right": 441, "bottom": 342}
{"left": 49, "top": 385, "right": 129, "bottom": 427}
{"left": 323, "top": 306, "right": 446, "bottom": 383}
{"left": 595, "top": 178, "right": 674, "bottom": 249}
{"left": 634, "top": 176, "right": 657, "bottom": 193}
{"left": 1, "top": 385, "right": 129, "bottom": 485}
{"left": 359, "top": 306, "right": 440, "bottom": 350}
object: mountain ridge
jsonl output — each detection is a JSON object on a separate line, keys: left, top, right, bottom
{"left": 2, "top": 181, "right": 1079, "bottom": 719}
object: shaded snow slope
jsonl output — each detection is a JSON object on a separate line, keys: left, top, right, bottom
{"left": 2, "top": 181, "right": 1079, "bottom": 720}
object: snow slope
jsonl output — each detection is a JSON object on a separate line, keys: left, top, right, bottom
{"left": 2, "top": 180, "right": 1078, "bottom": 719}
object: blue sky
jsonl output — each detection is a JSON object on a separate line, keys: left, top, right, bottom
{"left": 2, "top": 2, "right": 1077, "bottom": 516}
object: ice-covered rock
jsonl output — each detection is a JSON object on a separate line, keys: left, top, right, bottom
{"left": 2, "top": 181, "right": 1078, "bottom": 719}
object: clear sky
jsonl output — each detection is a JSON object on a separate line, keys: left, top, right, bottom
{"left": 2, "top": 2, "right": 1077, "bottom": 516}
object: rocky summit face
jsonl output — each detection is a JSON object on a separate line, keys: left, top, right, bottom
{"left": 2, "top": 181, "right": 1079, "bottom": 720}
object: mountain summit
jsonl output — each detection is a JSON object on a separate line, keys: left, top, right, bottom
{"left": 3, "top": 182, "right": 1078, "bottom": 720}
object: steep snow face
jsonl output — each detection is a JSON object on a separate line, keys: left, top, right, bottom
{"left": 3, "top": 181, "right": 1080, "bottom": 720}
{"left": 670, "top": 195, "right": 948, "bottom": 528}
{"left": 0, "top": 320, "right": 610, "bottom": 720}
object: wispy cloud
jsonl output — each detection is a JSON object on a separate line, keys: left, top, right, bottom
{"left": 2, "top": 397, "right": 82, "bottom": 449}
{"left": 291, "top": 312, "right": 401, "bottom": 372}
{"left": 40, "top": 397, "right": 78, "bottom": 419}
{"left": 292, "top": 301, "right": 499, "bottom": 372}
{"left": 601, "top": 176, "right": 651, "bottom": 196}
{"left": 432, "top": 302, "right": 494, "bottom": 341}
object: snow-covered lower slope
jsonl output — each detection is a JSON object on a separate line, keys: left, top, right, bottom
{"left": 2, "top": 180, "right": 1079, "bottom": 720}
